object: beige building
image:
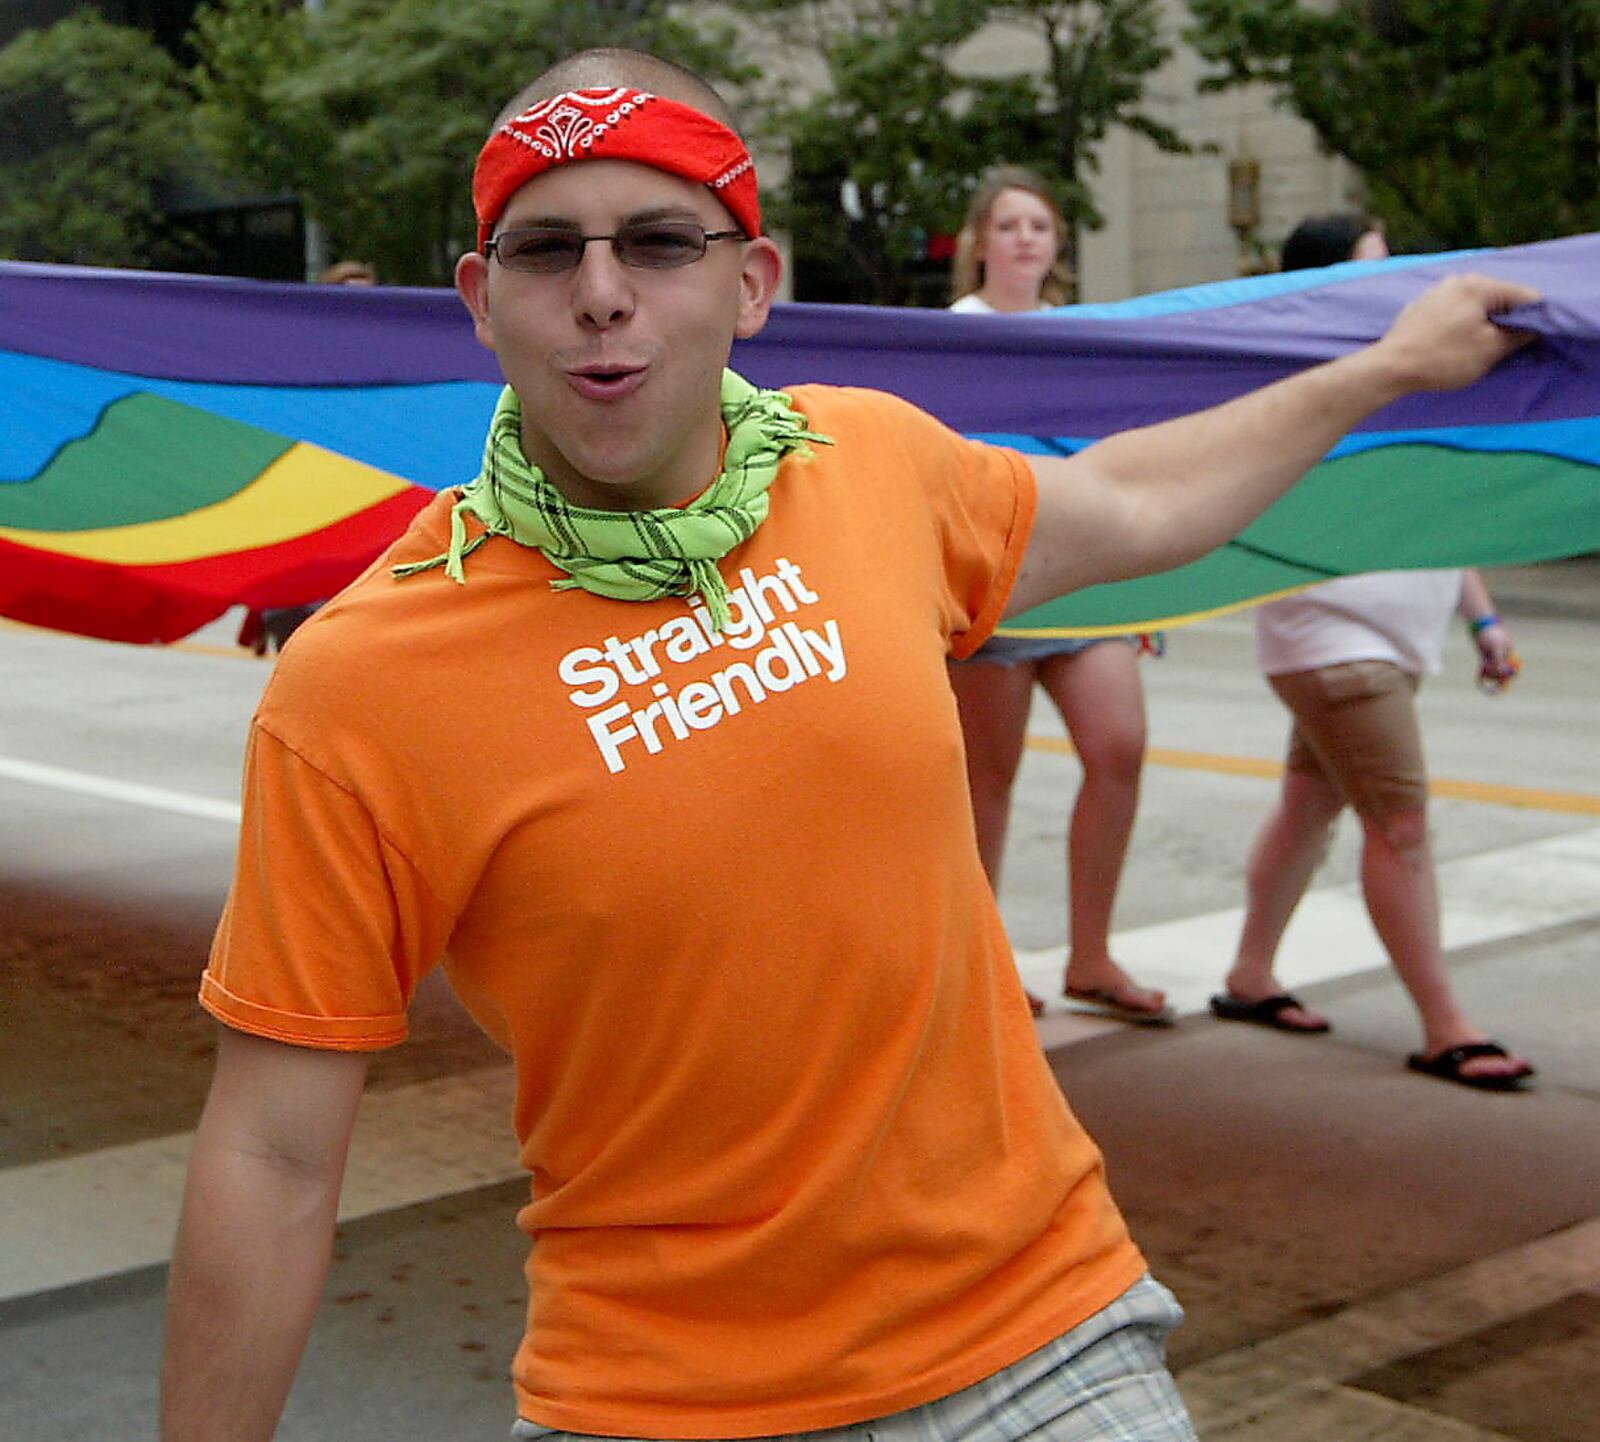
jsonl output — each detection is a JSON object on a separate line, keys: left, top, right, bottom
{"left": 951, "top": 1, "right": 1366, "bottom": 301}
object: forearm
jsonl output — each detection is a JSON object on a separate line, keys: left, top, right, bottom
{"left": 161, "top": 1028, "right": 367, "bottom": 1442}
{"left": 162, "top": 1132, "right": 346, "bottom": 1442}
{"left": 1458, "top": 568, "right": 1496, "bottom": 624}
{"left": 1009, "top": 272, "right": 1539, "bottom": 613}
{"left": 1087, "top": 344, "right": 1412, "bottom": 581}
{"left": 1455, "top": 567, "right": 1516, "bottom": 676}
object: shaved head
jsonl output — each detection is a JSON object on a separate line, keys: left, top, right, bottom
{"left": 494, "top": 48, "right": 739, "bottom": 134}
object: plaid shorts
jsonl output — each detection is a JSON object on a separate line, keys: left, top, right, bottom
{"left": 512, "top": 1273, "right": 1195, "bottom": 1442}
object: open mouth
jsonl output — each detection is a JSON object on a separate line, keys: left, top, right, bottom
{"left": 567, "top": 365, "right": 646, "bottom": 401}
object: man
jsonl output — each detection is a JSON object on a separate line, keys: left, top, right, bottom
{"left": 161, "top": 48, "right": 1537, "bottom": 1442}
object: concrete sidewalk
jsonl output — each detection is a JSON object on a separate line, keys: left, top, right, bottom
{"left": 5, "top": 919, "right": 1592, "bottom": 1442}
{"left": 1054, "top": 914, "right": 1600, "bottom": 1440}
{"left": 1, "top": 564, "right": 1595, "bottom": 1439}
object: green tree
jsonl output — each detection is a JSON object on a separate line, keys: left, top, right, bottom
{"left": 191, "top": 0, "right": 748, "bottom": 285}
{"left": 981, "top": 2, "right": 1190, "bottom": 231}
{"left": 751, "top": 0, "right": 992, "bottom": 305}
{"left": 752, "top": 0, "right": 1188, "bottom": 304}
{"left": 1186, "top": 0, "right": 1600, "bottom": 248}
{"left": 0, "top": 11, "right": 196, "bottom": 267}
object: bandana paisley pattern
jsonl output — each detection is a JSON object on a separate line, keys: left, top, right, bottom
{"left": 510, "top": 89, "right": 650, "bottom": 163}
{"left": 473, "top": 88, "right": 761, "bottom": 247}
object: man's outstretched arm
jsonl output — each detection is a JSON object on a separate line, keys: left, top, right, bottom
{"left": 162, "top": 1026, "right": 370, "bottom": 1442}
{"left": 1007, "top": 273, "right": 1541, "bottom": 616}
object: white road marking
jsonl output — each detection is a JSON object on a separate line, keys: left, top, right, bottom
{"left": 3, "top": 825, "right": 1595, "bottom": 1303}
{"left": 0, "top": 1066, "right": 521, "bottom": 1304}
{"left": 1023, "top": 823, "right": 1600, "bottom": 1022}
{"left": 1179, "top": 1215, "right": 1600, "bottom": 1434}
{"left": 0, "top": 756, "right": 241, "bottom": 824}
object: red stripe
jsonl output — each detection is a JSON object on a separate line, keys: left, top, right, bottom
{"left": 0, "top": 487, "right": 432, "bottom": 645}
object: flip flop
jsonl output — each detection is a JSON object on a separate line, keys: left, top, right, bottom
{"left": 1064, "top": 985, "right": 1176, "bottom": 1027}
{"left": 1406, "top": 1041, "right": 1535, "bottom": 1091}
{"left": 1208, "top": 991, "right": 1330, "bottom": 1034}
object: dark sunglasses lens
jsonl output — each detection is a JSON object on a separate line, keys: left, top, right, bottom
{"left": 614, "top": 222, "right": 708, "bottom": 268}
{"left": 497, "top": 229, "right": 583, "bottom": 273}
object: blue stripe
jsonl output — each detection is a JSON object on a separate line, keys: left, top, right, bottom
{"left": 0, "top": 350, "right": 497, "bottom": 490}
{"left": 10, "top": 327, "right": 1598, "bottom": 503}
{"left": 1042, "top": 249, "right": 1483, "bottom": 321}
{"left": 969, "top": 414, "right": 1600, "bottom": 468}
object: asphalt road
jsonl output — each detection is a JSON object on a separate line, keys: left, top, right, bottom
{"left": 1, "top": 560, "right": 1596, "bottom": 1440}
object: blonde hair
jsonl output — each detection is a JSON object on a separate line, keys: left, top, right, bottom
{"left": 950, "top": 165, "right": 1071, "bottom": 306}
{"left": 318, "top": 260, "right": 378, "bottom": 285}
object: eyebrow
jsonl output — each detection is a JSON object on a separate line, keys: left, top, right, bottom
{"left": 504, "top": 204, "right": 705, "bottom": 230}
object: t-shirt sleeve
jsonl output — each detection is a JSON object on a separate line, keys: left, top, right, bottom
{"left": 881, "top": 396, "right": 1038, "bottom": 659}
{"left": 200, "top": 722, "right": 454, "bottom": 1050}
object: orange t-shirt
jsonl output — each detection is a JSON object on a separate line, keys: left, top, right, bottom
{"left": 202, "top": 385, "right": 1144, "bottom": 1437}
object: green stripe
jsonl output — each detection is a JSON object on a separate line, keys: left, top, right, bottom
{"left": 0, "top": 393, "right": 292, "bottom": 532}
{"left": 1006, "top": 445, "right": 1600, "bottom": 635}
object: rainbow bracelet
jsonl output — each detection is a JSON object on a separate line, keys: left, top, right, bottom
{"left": 1468, "top": 613, "right": 1502, "bottom": 636}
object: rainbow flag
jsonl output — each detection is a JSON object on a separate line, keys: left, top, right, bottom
{"left": 3, "top": 234, "right": 1597, "bottom": 645}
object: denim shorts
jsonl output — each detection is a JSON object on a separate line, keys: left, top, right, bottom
{"left": 511, "top": 1272, "right": 1195, "bottom": 1442}
{"left": 960, "top": 633, "right": 1137, "bottom": 667}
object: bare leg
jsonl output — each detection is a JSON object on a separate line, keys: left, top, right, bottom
{"left": 1224, "top": 767, "right": 1344, "bottom": 1031}
{"left": 1036, "top": 643, "right": 1166, "bottom": 1017}
{"left": 948, "top": 658, "right": 1037, "bottom": 889}
{"left": 949, "top": 657, "right": 1043, "bottom": 1013}
{"left": 1360, "top": 808, "right": 1532, "bottom": 1081}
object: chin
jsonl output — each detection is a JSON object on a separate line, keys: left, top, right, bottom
{"left": 558, "top": 460, "right": 657, "bottom": 509}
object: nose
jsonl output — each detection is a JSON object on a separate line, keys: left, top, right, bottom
{"left": 570, "top": 239, "right": 635, "bottom": 330}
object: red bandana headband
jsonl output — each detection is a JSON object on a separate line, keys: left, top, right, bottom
{"left": 473, "top": 87, "right": 760, "bottom": 249}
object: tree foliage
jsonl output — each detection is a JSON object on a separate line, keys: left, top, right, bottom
{"left": 191, "top": 0, "right": 748, "bottom": 284}
{"left": 1, "top": 0, "right": 1197, "bottom": 289}
{"left": 1187, "top": 0, "right": 1600, "bottom": 248}
{"left": 0, "top": 12, "right": 196, "bottom": 267}
{"left": 987, "top": 1, "right": 1190, "bottom": 227}
{"left": 751, "top": 0, "right": 1188, "bottom": 304}
{"left": 750, "top": 0, "right": 988, "bottom": 305}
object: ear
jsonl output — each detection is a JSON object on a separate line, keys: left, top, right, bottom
{"left": 455, "top": 249, "right": 495, "bottom": 350}
{"left": 734, "top": 236, "right": 784, "bottom": 340}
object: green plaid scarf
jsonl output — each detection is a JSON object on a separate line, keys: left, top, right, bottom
{"left": 394, "top": 369, "right": 829, "bottom": 630}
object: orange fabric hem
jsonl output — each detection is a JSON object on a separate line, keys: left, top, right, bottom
{"left": 198, "top": 972, "right": 407, "bottom": 1051}
{"left": 950, "top": 449, "right": 1038, "bottom": 663}
{"left": 511, "top": 1244, "right": 1147, "bottom": 1440}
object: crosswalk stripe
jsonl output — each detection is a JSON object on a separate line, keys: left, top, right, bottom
{"left": 6, "top": 825, "right": 1596, "bottom": 1304}
{"left": 0, "top": 1066, "right": 521, "bottom": 1305}
{"left": 1025, "top": 822, "right": 1600, "bottom": 1025}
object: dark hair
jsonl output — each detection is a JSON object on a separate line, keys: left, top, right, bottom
{"left": 1280, "top": 213, "right": 1377, "bottom": 272}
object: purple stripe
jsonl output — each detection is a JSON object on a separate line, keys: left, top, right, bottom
{"left": 739, "top": 234, "right": 1600, "bottom": 434}
{"left": 4, "top": 231, "right": 1598, "bottom": 434}
{"left": 0, "top": 261, "right": 498, "bottom": 386}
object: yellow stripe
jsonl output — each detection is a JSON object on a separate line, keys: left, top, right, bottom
{"left": 1027, "top": 735, "right": 1600, "bottom": 816}
{"left": 995, "top": 580, "right": 1335, "bottom": 638}
{"left": 0, "top": 443, "right": 408, "bottom": 565}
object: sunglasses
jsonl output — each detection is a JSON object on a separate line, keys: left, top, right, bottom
{"left": 485, "top": 220, "right": 746, "bottom": 274}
